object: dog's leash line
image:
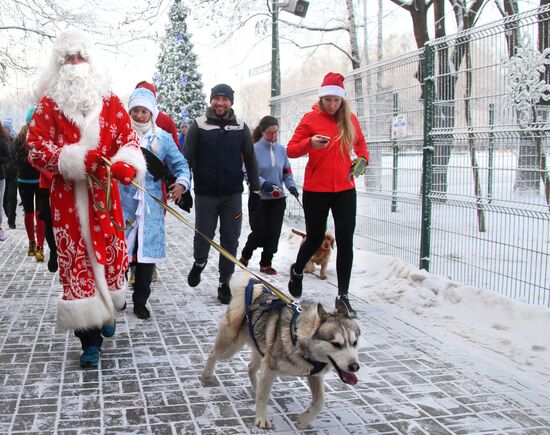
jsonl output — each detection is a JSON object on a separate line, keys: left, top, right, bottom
{"left": 99, "top": 156, "right": 295, "bottom": 306}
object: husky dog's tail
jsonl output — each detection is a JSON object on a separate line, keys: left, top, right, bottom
{"left": 224, "top": 275, "right": 263, "bottom": 339}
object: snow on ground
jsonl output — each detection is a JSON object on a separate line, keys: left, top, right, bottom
{"left": 277, "top": 227, "right": 550, "bottom": 380}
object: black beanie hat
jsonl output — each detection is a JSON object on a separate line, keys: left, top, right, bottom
{"left": 210, "top": 84, "right": 234, "bottom": 104}
{"left": 259, "top": 115, "right": 279, "bottom": 132}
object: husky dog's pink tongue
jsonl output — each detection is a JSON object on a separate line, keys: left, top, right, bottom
{"left": 339, "top": 371, "right": 357, "bottom": 385}
{"left": 340, "top": 370, "right": 358, "bottom": 385}
{"left": 328, "top": 357, "right": 359, "bottom": 385}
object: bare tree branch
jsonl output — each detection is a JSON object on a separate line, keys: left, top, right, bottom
{"left": 389, "top": 0, "right": 415, "bottom": 12}
{"left": 280, "top": 36, "right": 357, "bottom": 64}
{"left": 278, "top": 18, "right": 350, "bottom": 32}
{"left": 0, "top": 26, "right": 54, "bottom": 38}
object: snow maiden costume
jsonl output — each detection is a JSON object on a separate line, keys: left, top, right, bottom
{"left": 27, "top": 30, "right": 146, "bottom": 366}
{"left": 119, "top": 88, "right": 191, "bottom": 318}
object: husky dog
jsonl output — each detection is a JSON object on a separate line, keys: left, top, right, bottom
{"left": 201, "top": 276, "right": 360, "bottom": 430}
{"left": 291, "top": 228, "right": 335, "bottom": 280}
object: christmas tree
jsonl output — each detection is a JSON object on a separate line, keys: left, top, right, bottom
{"left": 154, "top": 0, "right": 206, "bottom": 125}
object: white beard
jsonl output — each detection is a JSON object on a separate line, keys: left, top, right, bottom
{"left": 48, "top": 63, "right": 106, "bottom": 117}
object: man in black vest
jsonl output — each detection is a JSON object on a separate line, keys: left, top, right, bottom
{"left": 183, "top": 84, "right": 260, "bottom": 304}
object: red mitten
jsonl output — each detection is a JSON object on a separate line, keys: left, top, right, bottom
{"left": 85, "top": 149, "right": 103, "bottom": 174}
{"left": 110, "top": 161, "right": 136, "bottom": 185}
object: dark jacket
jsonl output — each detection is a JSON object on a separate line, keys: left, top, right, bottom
{"left": 14, "top": 134, "right": 40, "bottom": 181}
{"left": 5, "top": 139, "right": 18, "bottom": 179}
{"left": 184, "top": 107, "right": 260, "bottom": 195}
{"left": 0, "top": 136, "right": 10, "bottom": 180}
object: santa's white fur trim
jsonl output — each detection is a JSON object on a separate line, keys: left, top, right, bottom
{"left": 58, "top": 143, "right": 88, "bottom": 180}
{"left": 110, "top": 285, "right": 127, "bottom": 310}
{"left": 56, "top": 101, "right": 102, "bottom": 181}
{"left": 57, "top": 295, "right": 112, "bottom": 330}
{"left": 64, "top": 181, "right": 116, "bottom": 326}
{"left": 111, "top": 145, "right": 147, "bottom": 182}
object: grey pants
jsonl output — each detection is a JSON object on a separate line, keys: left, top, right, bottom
{"left": 194, "top": 193, "right": 242, "bottom": 284}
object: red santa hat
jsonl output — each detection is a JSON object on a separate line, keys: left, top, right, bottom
{"left": 318, "top": 72, "right": 346, "bottom": 98}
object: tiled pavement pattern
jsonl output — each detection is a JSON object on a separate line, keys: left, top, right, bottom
{"left": 1, "top": 211, "right": 550, "bottom": 434}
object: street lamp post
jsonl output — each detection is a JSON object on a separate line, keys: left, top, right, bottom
{"left": 270, "top": 1, "right": 309, "bottom": 116}
{"left": 271, "top": 0, "right": 281, "bottom": 101}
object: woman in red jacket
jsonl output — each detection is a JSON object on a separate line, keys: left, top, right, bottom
{"left": 287, "top": 72, "right": 368, "bottom": 317}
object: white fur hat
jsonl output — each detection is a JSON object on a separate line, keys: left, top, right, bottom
{"left": 52, "top": 30, "right": 94, "bottom": 65}
{"left": 128, "top": 88, "right": 159, "bottom": 122}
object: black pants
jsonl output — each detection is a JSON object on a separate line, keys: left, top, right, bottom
{"left": 132, "top": 262, "right": 155, "bottom": 305}
{"left": 294, "top": 189, "right": 357, "bottom": 295}
{"left": 242, "top": 197, "right": 286, "bottom": 266}
{"left": 3, "top": 177, "right": 17, "bottom": 227}
{"left": 38, "top": 188, "right": 56, "bottom": 253}
{"left": 74, "top": 328, "right": 103, "bottom": 349}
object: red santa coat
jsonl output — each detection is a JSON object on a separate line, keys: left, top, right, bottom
{"left": 27, "top": 94, "right": 146, "bottom": 331}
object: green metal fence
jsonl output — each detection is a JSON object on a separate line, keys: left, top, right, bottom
{"left": 271, "top": 6, "right": 550, "bottom": 307}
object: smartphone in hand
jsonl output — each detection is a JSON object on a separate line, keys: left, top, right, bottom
{"left": 311, "top": 134, "right": 331, "bottom": 148}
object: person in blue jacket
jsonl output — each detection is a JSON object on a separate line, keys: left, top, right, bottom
{"left": 240, "top": 116, "right": 299, "bottom": 275}
{"left": 119, "top": 88, "right": 191, "bottom": 319}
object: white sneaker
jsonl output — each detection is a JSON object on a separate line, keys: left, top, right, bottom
{"left": 0, "top": 228, "right": 5, "bottom": 241}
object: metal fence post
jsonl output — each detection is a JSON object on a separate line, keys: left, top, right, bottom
{"left": 488, "top": 103, "right": 495, "bottom": 204}
{"left": 391, "top": 92, "right": 399, "bottom": 212}
{"left": 420, "top": 44, "right": 435, "bottom": 271}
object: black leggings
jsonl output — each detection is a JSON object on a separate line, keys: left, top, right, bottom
{"left": 18, "top": 182, "right": 39, "bottom": 213}
{"left": 294, "top": 189, "right": 357, "bottom": 295}
{"left": 38, "top": 188, "right": 56, "bottom": 253}
{"left": 242, "top": 197, "right": 286, "bottom": 266}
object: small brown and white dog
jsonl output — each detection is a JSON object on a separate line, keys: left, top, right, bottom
{"left": 292, "top": 229, "right": 335, "bottom": 280}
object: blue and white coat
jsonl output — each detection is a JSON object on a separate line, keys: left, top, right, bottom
{"left": 119, "top": 128, "right": 191, "bottom": 263}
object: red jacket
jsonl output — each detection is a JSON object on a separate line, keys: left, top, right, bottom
{"left": 156, "top": 112, "right": 180, "bottom": 150}
{"left": 286, "top": 104, "right": 368, "bottom": 192}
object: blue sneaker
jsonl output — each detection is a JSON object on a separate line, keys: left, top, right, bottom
{"left": 101, "top": 321, "right": 116, "bottom": 337}
{"left": 79, "top": 346, "right": 101, "bottom": 368}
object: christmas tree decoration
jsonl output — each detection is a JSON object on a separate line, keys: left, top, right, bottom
{"left": 155, "top": 0, "right": 206, "bottom": 125}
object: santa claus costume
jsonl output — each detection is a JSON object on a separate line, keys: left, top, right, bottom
{"left": 27, "top": 30, "right": 146, "bottom": 367}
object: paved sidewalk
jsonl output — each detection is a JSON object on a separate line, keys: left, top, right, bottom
{"left": 1, "top": 212, "right": 549, "bottom": 434}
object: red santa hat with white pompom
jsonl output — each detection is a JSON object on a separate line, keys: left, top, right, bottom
{"left": 318, "top": 72, "right": 346, "bottom": 98}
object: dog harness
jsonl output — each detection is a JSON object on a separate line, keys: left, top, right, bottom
{"left": 245, "top": 278, "right": 328, "bottom": 375}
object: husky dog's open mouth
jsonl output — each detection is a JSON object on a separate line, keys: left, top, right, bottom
{"left": 328, "top": 356, "right": 358, "bottom": 385}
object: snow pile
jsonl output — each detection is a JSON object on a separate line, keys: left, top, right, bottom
{"left": 350, "top": 249, "right": 550, "bottom": 378}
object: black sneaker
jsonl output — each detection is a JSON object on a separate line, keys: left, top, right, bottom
{"left": 48, "top": 249, "right": 58, "bottom": 273}
{"left": 188, "top": 262, "right": 206, "bottom": 287}
{"left": 217, "top": 283, "right": 232, "bottom": 305}
{"left": 134, "top": 303, "right": 150, "bottom": 319}
{"left": 288, "top": 264, "right": 303, "bottom": 298}
{"left": 335, "top": 294, "right": 357, "bottom": 318}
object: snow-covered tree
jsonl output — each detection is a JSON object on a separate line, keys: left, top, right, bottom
{"left": 154, "top": 0, "right": 206, "bottom": 125}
